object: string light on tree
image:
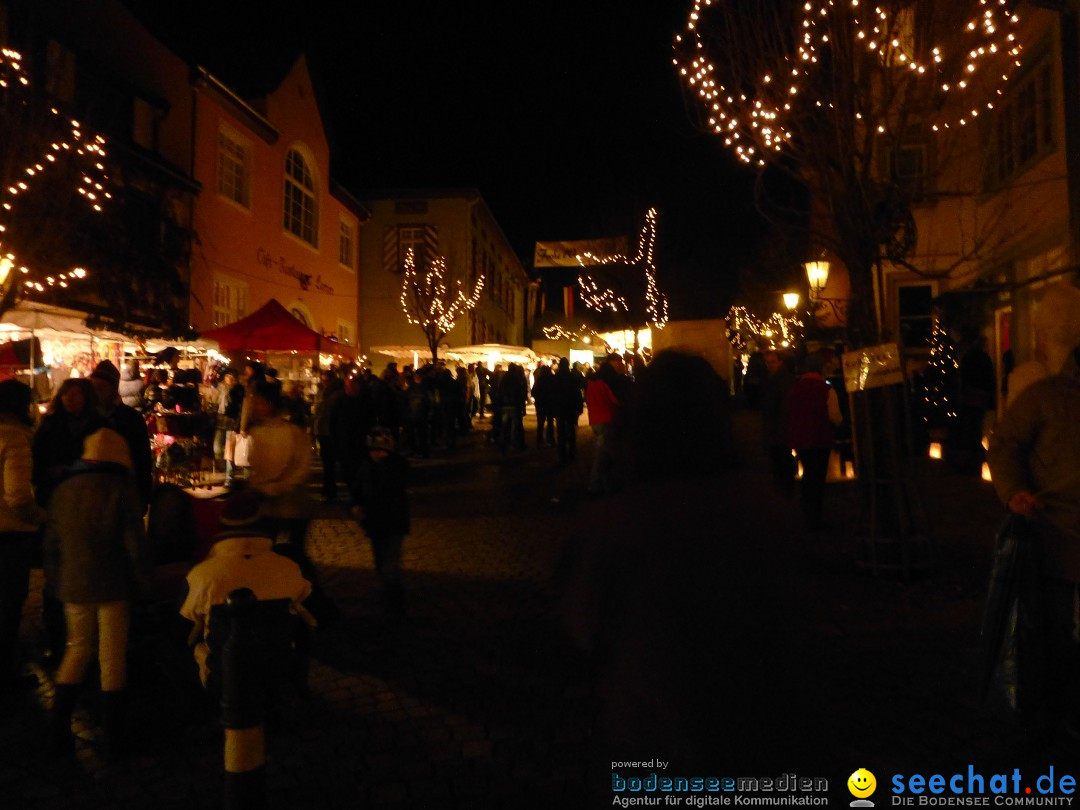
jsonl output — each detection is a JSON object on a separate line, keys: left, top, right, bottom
{"left": 674, "top": 0, "right": 1023, "bottom": 165}
{"left": 0, "top": 47, "right": 108, "bottom": 304}
{"left": 399, "top": 248, "right": 485, "bottom": 362}
{"left": 576, "top": 207, "right": 669, "bottom": 329}
{"left": 726, "top": 305, "right": 803, "bottom": 352}
{"left": 921, "top": 315, "right": 958, "bottom": 425}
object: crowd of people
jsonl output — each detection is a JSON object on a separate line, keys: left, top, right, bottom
{"left": 0, "top": 344, "right": 654, "bottom": 760}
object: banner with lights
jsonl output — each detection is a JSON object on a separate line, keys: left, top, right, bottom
{"left": 533, "top": 238, "right": 630, "bottom": 268}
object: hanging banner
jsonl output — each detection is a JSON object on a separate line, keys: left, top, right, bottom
{"left": 533, "top": 237, "right": 630, "bottom": 268}
{"left": 843, "top": 342, "right": 904, "bottom": 391}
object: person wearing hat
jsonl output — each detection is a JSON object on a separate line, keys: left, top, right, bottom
{"left": 179, "top": 490, "right": 314, "bottom": 688}
{"left": 0, "top": 379, "right": 46, "bottom": 696}
{"left": 42, "top": 427, "right": 152, "bottom": 757}
{"left": 89, "top": 359, "right": 153, "bottom": 512}
{"left": 988, "top": 282, "right": 1080, "bottom": 746}
{"left": 352, "top": 427, "right": 410, "bottom": 616}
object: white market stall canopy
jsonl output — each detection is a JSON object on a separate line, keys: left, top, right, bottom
{"left": 369, "top": 343, "right": 537, "bottom": 369}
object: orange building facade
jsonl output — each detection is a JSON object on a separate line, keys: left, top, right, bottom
{"left": 1, "top": 0, "right": 362, "bottom": 355}
{"left": 188, "top": 57, "right": 362, "bottom": 347}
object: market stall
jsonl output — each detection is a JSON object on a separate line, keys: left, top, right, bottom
{"left": 198, "top": 298, "right": 355, "bottom": 388}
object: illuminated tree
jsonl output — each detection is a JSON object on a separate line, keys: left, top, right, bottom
{"left": 576, "top": 207, "right": 670, "bottom": 331}
{"left": 674, "top": 0, "right": 1024, "bottom": 344}
{"left": 0, "top": 46, "right": 110, "bottom": 319}
{"left": 400, "top": 248, "right": 485, "bottom": 362}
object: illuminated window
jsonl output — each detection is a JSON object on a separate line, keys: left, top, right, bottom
{"left": 283, "top": 148, "right": 317, "bottom": 246}
{"left": 218, "top": 129, "right": 251, "bottom": 208}
{"left": 336, "top": 319, "right": 354, "bottom": 345}
{"left": 339, "top": 217, "right": 355, "bottom": 269}
{"left": 213, "top": 277, "right": 247, "bottom": 328}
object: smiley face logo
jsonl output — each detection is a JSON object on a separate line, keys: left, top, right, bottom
{"left": 848, "top": 768, "right": 877, "bottom": 798}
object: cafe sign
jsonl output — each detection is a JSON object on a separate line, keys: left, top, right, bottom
{"left": 256, "top": 247, "right": 334, "bottom": 295}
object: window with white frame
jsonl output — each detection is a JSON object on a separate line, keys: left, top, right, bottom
{"left": 283, "top": 148, "right": 317, "bottom": 246}
{"left": 336, "top": 319, "right": 354, "bottom": 346}
{"left": 217, "top": 129, "right": 251, "bottom": 208}
{"left": 988, "top": 56, "right": 1055, "bottom": 187}
{"left": 339, "top": 217, "right": 356, "bottom": 270}
{"left": 212, "top": 277, "right": 248, "bottom": 328}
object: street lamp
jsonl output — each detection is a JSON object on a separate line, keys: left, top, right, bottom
{"left": 782, "top": 292, "right": 800, "bottom": 310}
{"left": 804, "top": 260, "right": 830, "bottom": 299}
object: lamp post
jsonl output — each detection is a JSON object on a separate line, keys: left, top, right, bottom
{"left": 804, "top": 260, "right": 830, "bottom": 299}
{"left": 782, "top": 292, "right": 800, "bottom": 311}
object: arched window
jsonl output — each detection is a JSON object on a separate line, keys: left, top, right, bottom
{"left": 283, "top": 148, "right": 317, "bottom": 246}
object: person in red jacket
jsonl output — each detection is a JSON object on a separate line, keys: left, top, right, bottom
{"left": 585, "top": 356, "right": 624, "bottom": 495}
{"left": 787, "top": 352, "right": 843, "bottom": 530}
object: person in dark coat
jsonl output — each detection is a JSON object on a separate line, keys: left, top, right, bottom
{"left": 313, "top": 370, "right": 344, "bottom": 501}
{"left": 552, "top": 357, "right": 584, "bottom": 463}
{"left": 32, "top": 377, "right": 105, "bottom": 665}
{"left": 353, "top": 427, "right": 410, "bottom": 616}
{"left": 761, "top": 350, "right": 796, "bottom": 496}
{"left": 89, "top": 360, "right": 154, "bottom": 513}
{"left": 43, "top": 428, "right": 151, "bottom": 758}
{"left": 403, "top": 369, "right": 432, "bottom": 458}
{"left": 330, "top": 371, "right": 373, "bottom": 497}
{"left": 497, "top": 363, "right": 528, "bottom": 453}
{"left": 532, "top": 363, "right": 556, "bottom": 447}
{"left": 956, "top": 332, "right": 997, "bottom": 475}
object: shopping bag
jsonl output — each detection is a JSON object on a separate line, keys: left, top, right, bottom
{"left": 233, "top": 433, "right": 253, "bottom": 467}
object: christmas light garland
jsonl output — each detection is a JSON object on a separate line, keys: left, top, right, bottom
{"left": 399, "top": 248, "right": 485, "bottom": 335}
{"left": 674, "top": 0, "right": 1023, "bottom": 166}
{"left": 0, "top": 47, "right": 109, "bottom": 293}
{"left": 576, "top": 208, "right": 670, "bottom": 329}
{"left": 726, "top": 305, "right": 803, "bottom": 352}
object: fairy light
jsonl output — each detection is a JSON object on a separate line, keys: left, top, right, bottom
{"left": 726, "top": 305, "right": 803, "bottom": 352}
{"left": 400, "top": 248, "right": 485, "bottom": 339}
{"left": 575, "top": 208, "right": 669, "bottom": 329}
{"left": 674, "top": 0, "right": 1024, "bottom": 166}
{"left": 541, "top": 323, "right": 605, "bottom": 345}
{"left": 0, "top": 48, "right": 107, "bottom": 300}
{"left": 921, "top": 316, "right": 958, "bottom": 424}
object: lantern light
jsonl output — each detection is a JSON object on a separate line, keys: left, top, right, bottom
{"left": 805, "top": 260, "right": 830, "bottom": 297}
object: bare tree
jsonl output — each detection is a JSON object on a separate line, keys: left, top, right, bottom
{"left": 674, "top": 0, "right": 1026, "bottom": 344}
{"left": 0, "top": 45, "right": 110, "bottom": 318}
{"left": 400, "top": 248, "right": 485, "bottom": 362}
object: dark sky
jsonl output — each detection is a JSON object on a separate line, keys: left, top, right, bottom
{"left": 125, "top": 0, "right": 769, "bottom": 318}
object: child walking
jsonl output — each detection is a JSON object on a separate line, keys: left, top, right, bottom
{"left": 352, "top": 428, "right": 410, "bottom": 617}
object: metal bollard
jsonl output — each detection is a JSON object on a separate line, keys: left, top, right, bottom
{"left": 221, "top": 588, "right": 265, "bottom": 810}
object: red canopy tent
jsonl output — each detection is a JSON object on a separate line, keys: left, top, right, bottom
{"left": 198, "top": 299, "right": 353, "bottom": 356}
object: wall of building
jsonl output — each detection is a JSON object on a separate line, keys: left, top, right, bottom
{"left": 358, "top": 191, "right": 527, "bottom": 358}
{"left": 188, "top": 55, "right": 359, "bottom": 345}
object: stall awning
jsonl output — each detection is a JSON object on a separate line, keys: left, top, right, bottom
{"left": 198, "top": 299, "right": 354, "bottom": 355}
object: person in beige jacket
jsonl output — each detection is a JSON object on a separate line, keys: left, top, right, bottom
{"left": 0, "top": 379, "right": 46, "bottom": 695}
{"left": 988, "top": 281, "right": 1080, "bottom": 743}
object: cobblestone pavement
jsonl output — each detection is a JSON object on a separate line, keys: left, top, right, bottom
{"left": 0, "top": 406, "right": 1065, "bottom": 810}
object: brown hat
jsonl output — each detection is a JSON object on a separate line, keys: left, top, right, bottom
{"left": 81, "top": 428, "right": 131, "bottom": 469}
{"left": 89, "top": 360, "right": 121, "bottom": 387}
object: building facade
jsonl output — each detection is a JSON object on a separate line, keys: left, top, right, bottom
{"left": 188, "top": 56, "right": 362, "bottom": 347}
{"left": 358, "top": 190, "right": 529, "bottom": 363}
{"left": 0, "top": 0, "right": 362, "bottom": 355}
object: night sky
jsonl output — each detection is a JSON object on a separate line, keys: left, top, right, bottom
{"left": 124, "top": 0, "right": 771, "bottom": 318}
